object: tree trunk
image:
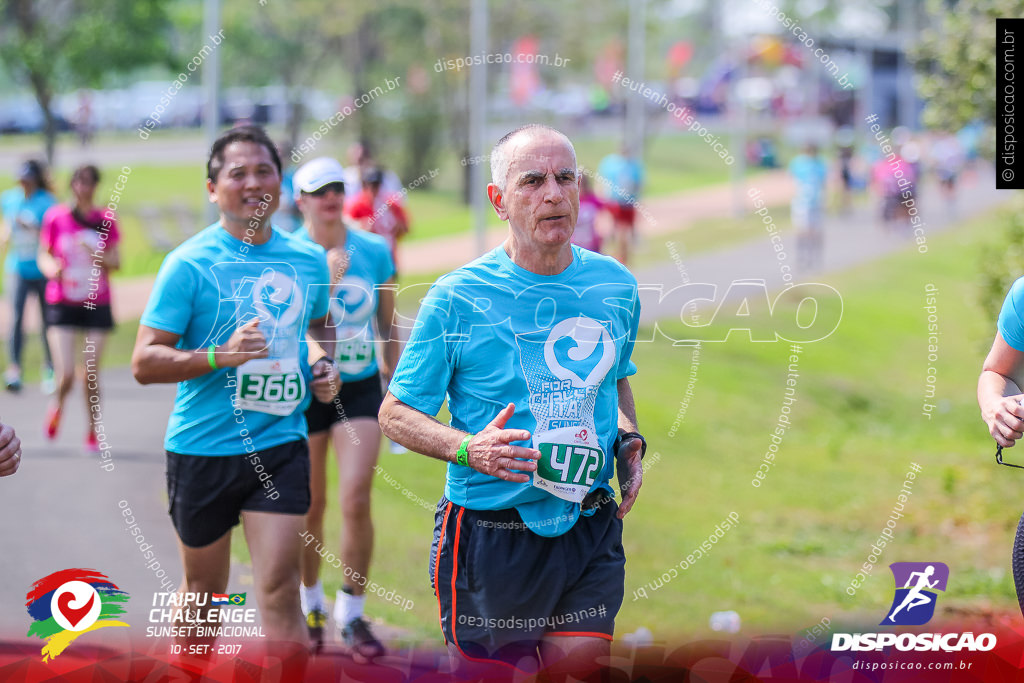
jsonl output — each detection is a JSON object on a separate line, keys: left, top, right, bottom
{"left": 27, "top": 74, "right": 55, "bottom": 166}
{"left": 284, "top": 85, "right": 304, "bottom": 162}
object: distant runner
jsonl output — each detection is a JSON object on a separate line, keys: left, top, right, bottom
{"left": 788, "top": 143, "right": 828, "bottom": 269}
{"left": 39, "top": 164, "right": 121, "bottom": 450}
{"left": 1, "top": 160, "right": 56, "bottom": 393}
{"left": 291, "top": 156, "right": 399, "bottom": 660}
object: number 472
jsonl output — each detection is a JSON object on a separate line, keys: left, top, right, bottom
{"left": 550, "top": 446, "right": 601, "bottom": 486}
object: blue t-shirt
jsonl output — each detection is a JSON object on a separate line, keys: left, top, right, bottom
{"left": 2, "top": 187, "right": 56, "bottom": 279}
{"left": 789, "top": 155, "right": 828, "bottom": 209}
{"left": 293, "top": 225, "right": 395, "bottom": 381}
{"left": 596, "top": 154, "right": 644, "bottom": 205}
{"left": 141, "top": 223, "right": 329, "bottom": 455}
{"left": 999, "top": 277, "right": 1024, "bottom": 351}
{"left": 389, "top": 245, "right": 640, "bottom": 537}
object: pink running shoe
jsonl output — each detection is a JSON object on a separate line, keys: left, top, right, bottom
{"left": 45, "top": 405, "right": 61, "bottom": 440}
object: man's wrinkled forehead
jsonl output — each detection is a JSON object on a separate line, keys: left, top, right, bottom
{"left": 505, "top": 132, "right": 577, "bottom": 178}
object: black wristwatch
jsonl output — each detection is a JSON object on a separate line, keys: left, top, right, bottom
{"left": 614, "top": 431, "right": 646, "bottom": 460}
{"left": 312, "top": 356, "right": 336, "bottom": 372}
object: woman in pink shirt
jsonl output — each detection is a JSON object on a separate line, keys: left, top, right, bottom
{"left": 38, "top": 165, "right": 120, "bottom": 451}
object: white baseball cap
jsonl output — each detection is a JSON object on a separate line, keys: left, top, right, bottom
{"left": 293, "top": 157, "right": 346, "bottom": 201}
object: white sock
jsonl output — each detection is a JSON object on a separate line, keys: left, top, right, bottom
{"left": 335, "top": 589, "right": 366, "bottom": 626}
{"left": 300, "top": 580, "right": 326, "bottom": 615}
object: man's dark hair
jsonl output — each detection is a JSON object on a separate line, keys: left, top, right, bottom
{"left": 206, "top": 125, "right": 282, "bottom": 183}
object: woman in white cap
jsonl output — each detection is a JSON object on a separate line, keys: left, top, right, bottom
{"left": 292, "top": 156, "right": 399, "bottom": 661}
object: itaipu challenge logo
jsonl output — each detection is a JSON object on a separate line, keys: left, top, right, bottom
{"left": 881, "top": 561, "right": 949, "bottom": 626}
{"left": 25, "top": 569, "right": 129, "bottom": 661}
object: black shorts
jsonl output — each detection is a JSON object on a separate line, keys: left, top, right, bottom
{"left": 429, "top": 495, "right": 624, "bottom": 663}
{"left": 46, "top": 302, "right": 114, "bottom": 329}
{"left": 304, "top": 373, "right": 383, "bottom": 434}
{"left": 166, "top": 439, "right": 311, "bottom": 548}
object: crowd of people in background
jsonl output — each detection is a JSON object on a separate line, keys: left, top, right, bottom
{"left": 782, "top": 123, "right": 980, "bottom": 270}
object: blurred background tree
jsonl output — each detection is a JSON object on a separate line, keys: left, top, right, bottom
{"left": 0, "top": 0, "right": 175, "bottom": 164}
{"left": 915, "top": 0, "right": 1024, "bottom": 317}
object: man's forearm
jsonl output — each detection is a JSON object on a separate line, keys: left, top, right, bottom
{"left": 379, "top": 393, "right": 463, "bottom": 464}
{"left": 133, "top": 345, "right": 219, "bottom": 385}
{"left": 308, "top": 319, "right": 335, "bottom": 360}
{"left": 979, "top": 370, "right": 1022, "bottom": 412}
{"left": 616, "top": 377, "right": 639, "bottom": 435}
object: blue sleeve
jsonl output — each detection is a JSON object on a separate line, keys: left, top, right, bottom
{"left": 616, "top": 286, "right": 641, "bottom": 379}
{"left": 35, "top": 192, "right": 56, "bottom": 222}
{"left": 388, "top": 281, "right": 460, "bottom": 416}
{"left": 998, "top": 278, "right": 1024, "bottom": 352}
{"left": 140, "top": 254, "right": 197, "bottom": 336}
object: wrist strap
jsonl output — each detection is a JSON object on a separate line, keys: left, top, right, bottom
{"left": 207, "top": 345, "right": 217, "bottom": 371}
{"left": 615, "top": 431, "right": 647, "bottom": 459}
{"left": 456, "top": 434, "right": 472, "bottom": 467}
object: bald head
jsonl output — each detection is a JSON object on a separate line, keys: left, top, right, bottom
{"left": 489, "top": 124, "right": 577, "bottom": 193}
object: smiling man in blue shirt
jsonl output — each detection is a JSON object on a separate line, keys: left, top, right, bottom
{"left": 132, "top": 126, "right": 340, "bottom": 651}
{"left": 379, "top": 124, "right": 644, "bottom": 677}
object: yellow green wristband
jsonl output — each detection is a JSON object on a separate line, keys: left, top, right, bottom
{"left": 207, "top": 345, "right": 217, "bottom": 370}
{"left": 456, "top": 434, "right": 472, "bottom": 467}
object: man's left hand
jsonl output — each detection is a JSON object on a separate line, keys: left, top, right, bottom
{"left": 311, "top": 359, "right": 342, "bottom": 403}
{"left": 615, "top": 437, "right": 643, "bottom": 519}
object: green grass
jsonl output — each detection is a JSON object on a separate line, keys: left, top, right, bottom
{"left": 615, "top": 204, "right": 1015, "bottom": 641}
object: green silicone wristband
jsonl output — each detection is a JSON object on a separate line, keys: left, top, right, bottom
{"left": 207, "top": 345, "right": 217, "bottom": 370}
{"left": 456, "top": 434, "right": 472, "bottom": 467}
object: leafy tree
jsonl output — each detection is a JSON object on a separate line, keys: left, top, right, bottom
{"left": 917, "top": 0, "right": 1024, "bottom": 313}
{"left": 0, "top": 0, "right": 174, "bottom": 163}
{"left": 914, "top": 0, "right": 1022, "bottom": 131}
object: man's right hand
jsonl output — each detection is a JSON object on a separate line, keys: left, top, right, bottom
{"left": 0, "top": 422, "right": 22, "bottom": 477}
{"left": 983, "top": 394, "right": 1024, "bottom": 448}
{"left": 465, "top": 403, "right": 541, "bottom": 483}
{"left": 215, "top": 318, "right": 269, "bottom": 368}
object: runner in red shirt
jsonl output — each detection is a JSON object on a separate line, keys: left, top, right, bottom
{"left": 345, "top": 168, "right": 409, "bottom": 274}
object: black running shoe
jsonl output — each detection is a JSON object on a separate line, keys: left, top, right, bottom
{"left": 306, "top": 608, "right": 328, "bottom": 651}
{"left": 339, "top": 616, "right": 386, "bottom": 663}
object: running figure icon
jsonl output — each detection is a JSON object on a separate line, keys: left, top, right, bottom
{"left": 887, "top": 565, "right": 938, "bottom": 622}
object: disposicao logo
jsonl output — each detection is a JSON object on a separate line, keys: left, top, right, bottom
{"left": 882, "top": 561, "right": 948, "bottom": 626}
{"left": 25, "top": 569, "right": 129, "bottom": 662}
{"left": 832, "top": 561, "right": 996, "bottom": 653}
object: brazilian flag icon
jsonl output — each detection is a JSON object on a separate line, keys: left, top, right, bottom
{"left": 228, "top": 593, "right": 246, "bottom": 606}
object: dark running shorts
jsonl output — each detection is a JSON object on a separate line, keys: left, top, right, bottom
{"left": 304, "top": 373, "right": 383, "bottom": 434}
{"left": 429, "top": 495, "right": 624, "bottom": 664}
{"left": 167, "top": 439, "right": 311, "bottom": 548}
{"left": 46, "top": 302, "right": 114, "bottom": 329}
